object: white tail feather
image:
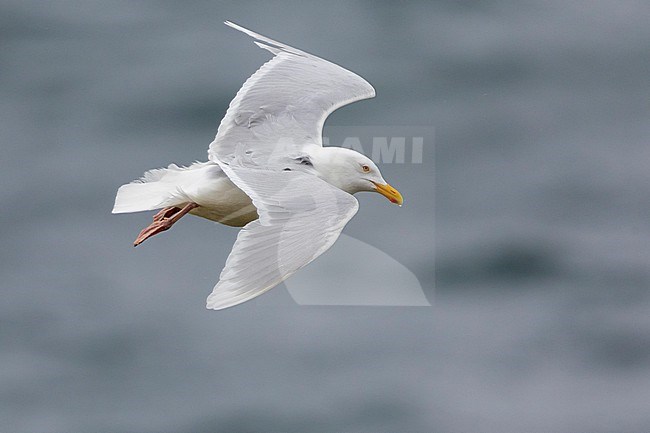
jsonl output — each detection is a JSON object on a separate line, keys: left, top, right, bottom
{"left": 112, "top": 164, "right": 190, "bottom": 214}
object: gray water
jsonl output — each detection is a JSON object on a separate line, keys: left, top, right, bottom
{"left": 2, "top": 1, "right": 650, "bottom": 432}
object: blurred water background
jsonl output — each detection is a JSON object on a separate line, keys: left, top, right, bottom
{"left": 2, "top": 1, "right": 650, "bottom": 432}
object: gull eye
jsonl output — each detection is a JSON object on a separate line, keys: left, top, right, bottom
{"left": 361, "top": 164, "right": 371, "bottom": 173}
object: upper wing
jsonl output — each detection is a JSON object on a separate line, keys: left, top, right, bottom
{"left": 208, "top": 21, "right": 375, "bottom": 165}
{"left": 206, "top": 161, "right": 359, "bottom": 310}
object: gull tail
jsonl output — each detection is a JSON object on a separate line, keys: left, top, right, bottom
{"left": 112, "top": 164, "right": 188, "bottom": 214}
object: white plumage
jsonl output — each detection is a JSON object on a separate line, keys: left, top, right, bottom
{"left": 113, "top": 21, "right": 403, "bottom": 310}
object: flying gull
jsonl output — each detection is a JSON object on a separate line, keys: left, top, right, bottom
{"left": 113, "top": 21, "right": 403, "bottom": 310}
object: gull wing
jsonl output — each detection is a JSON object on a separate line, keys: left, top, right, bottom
{"left": 208, "top": 21, "right": 375, "bottom": 165}
{"left": 206, "top": 161, "right": 359, "bottom": 310}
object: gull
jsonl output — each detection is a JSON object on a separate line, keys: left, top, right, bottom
{"left": 112, "top": 21, "right": 403, "bottom": 310}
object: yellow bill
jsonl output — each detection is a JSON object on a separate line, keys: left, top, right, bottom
{"left": 373, "top": 182, "right": 404, "bottom": 206}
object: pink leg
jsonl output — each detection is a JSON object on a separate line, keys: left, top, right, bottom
{"left": 133, "top": 203, "right": 199, "bottom": 247}
{"left": 152, "top": 206, "right": 181, "bottom": 222}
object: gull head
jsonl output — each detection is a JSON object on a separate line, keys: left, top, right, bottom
{"left": 310, "top": 146, "right": 404, "bottom": 206}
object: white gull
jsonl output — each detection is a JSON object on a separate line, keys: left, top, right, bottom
{"left": 113, "top": 21, "right": 403, "bottom": 310}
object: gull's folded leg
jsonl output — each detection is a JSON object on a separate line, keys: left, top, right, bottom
{"left": 133, "top": 202, "right": 199, "bottom": 247}
{"left": 152, "top": 206, "right": 181, "bottom": 222}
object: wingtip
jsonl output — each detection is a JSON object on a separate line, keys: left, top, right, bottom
{"left": 222, "top": 20, "right": 296, "bottom": 56}
{"left": 224, "top": 20, "right": 252, "bottom": 36}
{"left": 205, "top": 299, "right": 230, "bottom": 311}
{"left": 206, "top": 293, "right": 226, "bottom": 310}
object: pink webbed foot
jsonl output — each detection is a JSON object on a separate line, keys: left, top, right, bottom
{"left": 133, "top": 203, "right": 199, "bottom": 247}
